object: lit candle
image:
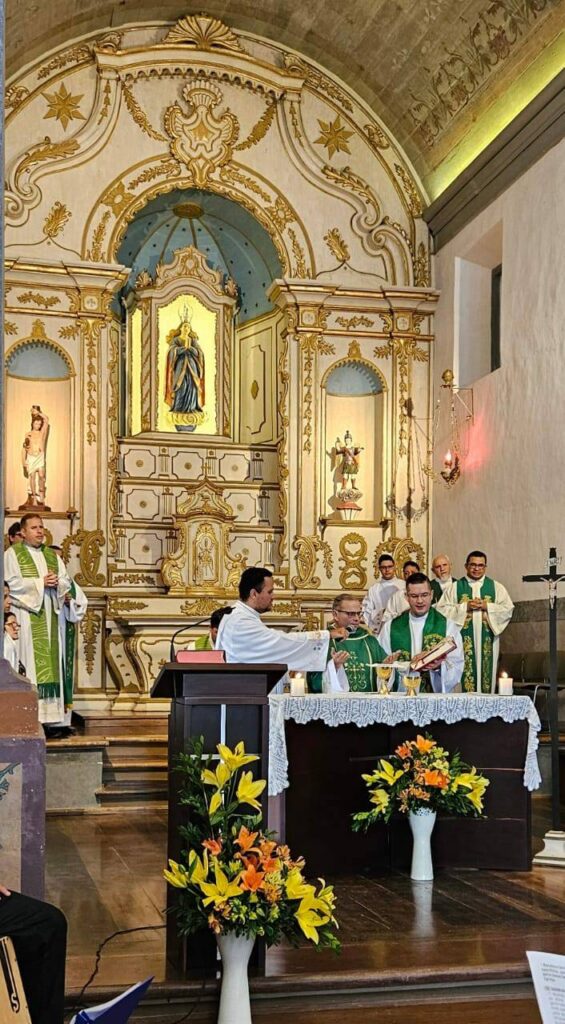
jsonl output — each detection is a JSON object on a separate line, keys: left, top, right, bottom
{"left": 290, "top": 673, "right": 306, "bottom": 697}
{"left": 498, "top": 671, "right": 513, "bottom": 696}
{"left": 443, "top": 450, "right": 453, "bottom": 470}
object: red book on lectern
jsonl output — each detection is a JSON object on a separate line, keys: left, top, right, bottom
{"left": 175, "top": 650, "right": 225, "bottom": 664}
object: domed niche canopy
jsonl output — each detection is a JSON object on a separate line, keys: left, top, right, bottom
{"left": 117, "top": 188, "right": 283, "bottom": 323}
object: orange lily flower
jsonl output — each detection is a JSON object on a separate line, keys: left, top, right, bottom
{"left": 423, "top": 769, "right": 449, "bottom": 788}
{"left": 239, "top": 861, "right": 266, "bottom": 891}
{"left": 202, "top": 838, "right": 222, "bottom": 856}
{"left": 396, "top": 742, "right": 413, "bottom": 759}
{"left": 235, "top": 826, "right": 260, "bottom": 854}
{"left": 414, "top": 735, "right": 436, "bottom": 754}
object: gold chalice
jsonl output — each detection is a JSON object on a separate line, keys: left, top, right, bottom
{"left": 404, "top": 672, "right": 421, "bottom": 697}
{"left": 375, "top": 664, "right": 393, "bottom": 695}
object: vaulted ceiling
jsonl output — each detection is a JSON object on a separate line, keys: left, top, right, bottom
{"left": 7, "top": 0, "right": 565, "bottom": 199}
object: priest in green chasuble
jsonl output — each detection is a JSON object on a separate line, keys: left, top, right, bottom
{"left": 308, "top": 594, "right": 388, "bottom": 693}
{"left": 379, "top": 573, "right": 464, "bottom": 693}
{"left": 438, "top": 551, "right": 514, "bottom": 693}
{"left": 4, "top": 513, "right": 72, "bottom": 724}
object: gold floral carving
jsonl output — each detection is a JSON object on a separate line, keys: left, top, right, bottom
{"left": 164, "top": 79, "right": 239, "bottom": 186}
{"left": 121, "top": 81, "right": 167, "bottom": 143}
{"left": 112, "top": 572, "right": 156, "bottom": 586}
{"left": 414, "top": 242, "right": 431, "bottom": 287}
{"left": 107, "top": 325, "right": 119, "bottom": 555}
{"left": 277, "top": 331, "right": 290, "bottom": 561}
{"left": 17, "top": 291, "right": 60, "bottom": 308}
{"left": 80, "top": 320, "right": 102, "bottom": 444}
{"left": 235, "top": 100, "right": 277, "bottom": 151}
{"left": 69, "top": 529, "right": 106, "bottom": 587}
{"left": 128, "top": 159, "right": 181, "bottom": 189}
{"left": 15, "top": 138, "right": 80, "bottom": 194}
{"left": 6, "top": 84, "right": 30, "bottom": 114}
{"left": 177, "top": 479, "right": 234, "bottom": 519}
{"left": 43, "top": 201, "right": 71, "bottom": 238}
{"left": 42, "top": 83, "right": 85, "bottom": 131}
{"left": 180, "top": 597, "right": 220, "bottom": 616}
{"left": 4, "top": 322, "right": 17, "bottom": 335}
{"left": 324, "top": 228, "right": 350, "bottom": 263}
{"left": 37, "top": 44, "right": 92, "bottom": 81}
{"left": 88, "top": 211, "right": 111, "bottom": 262}
{"left": 107, "top": 598, "right": 148, "bottom": 616}
{"left": 374, "top": 335, "right": 429, "bottom": 457}
{"left": 103, "top": 182, "right": 136, "bottom": 217}
{"left": 322, "top": 164, "right": 380, "bottom": 227}
{"left": 80, "top": 609, "right": 101, "bottom": 675}
{"left": 161, "top": 529, "right": 186, "bottom": 591}
{"left": 300, "top": 334, "right": 335, "bottom": 453}
{"left": 288, "top": 101, "right": 303, "bottom": 143}
{"left": 315, "top": 115, "right": 354, "bottom": 158}
{"left": 163, "top": 14, "right": 244, "bottom": 52}
{"left": 291, "top": 535, "right": 333, "bottom": 590}
{"left": 364, "top": 123, "right": 389, "bottom": 150}
{"left": 288, "top": 228, "right": 310, "bottom": 278}
{"left": 97, "top": 80, "right": 112, "bottom": 124}
{"left": 219, "top": 164, "right": 271, "bottom": 203}
{"left": 303, "top": 610, "right": 321, "bottom": 631}
{"left": 373, "top": 538, "right": 425, "bottom": 579}
{"left": 339, "top": 533, "right": 368, "bottom": 590}
{"left": 225, "top": 545, "right": 248, "bottom": 590}
{"left": 336, "top": 315, "right": 373, "bottom": 329}
{"left": 394, "top": 164, "right": 423, "bottom": 217}
{"left": 347, "top": 340, "right": 362, "bottom": 358}
{"left": 283, "top": 54, "right": 353, "bottom": 113}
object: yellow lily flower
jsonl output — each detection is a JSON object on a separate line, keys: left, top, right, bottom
{"left": 374, "top": 760, "right": 405, "bottom": 785}
{"left": 369, "top": 788, "right": 390, "bottom": 812}
{"left": 217, "top": 741, "right": 259, "bottom": 772}
{"left": 164, "top": 859, "right": 189, "bottom": 889}
{"left": 236, "top": 771, "right": 266, "bottom": 810}
{"left": 198, "top": 860, "right": 243, "bottom": 907}
{"left": 201, "top": 762, "right": 232, "bottom": 789}
{"left": 285, "top": 867, "right": 315, "bottom": 901}
{"left": 295, "top": 893, "right": 332, "bottom": 943}
{"left": 188, "top": 848, "right": 209, "bottom": 886}
{"left": 209, "top": 790, "right": 223, "bottom": 816}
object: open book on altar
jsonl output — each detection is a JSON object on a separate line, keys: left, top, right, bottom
{"left": 410, "top": 636, "right": 457, "bottom": 672}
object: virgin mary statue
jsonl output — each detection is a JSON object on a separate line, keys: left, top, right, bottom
{"left": 164, "top": 312, "right": 206, "bottom": 431}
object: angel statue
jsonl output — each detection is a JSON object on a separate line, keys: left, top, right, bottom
{"left": 335, "top": 430, "right": 363, "bottom": 489}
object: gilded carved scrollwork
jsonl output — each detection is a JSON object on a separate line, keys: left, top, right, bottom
{"left": 62, "top": 529, "right": 106, "bottom": 586}
{"left": 291, "top": 535, "right": 333, "bottom": 590}
{"left": 338, "top": 533, "right": 368, "bottom": 590}
{"left": 80, "top": 609, "right": 101, "bottom": 675}
{"left": 374, "top": 334, "right": 428, "bottom": 457}
{"left": 373, "top": 538, "right": 426, "bottom": 579}
{"left": 300, "top": 333, "right": 335, "bottom": 453}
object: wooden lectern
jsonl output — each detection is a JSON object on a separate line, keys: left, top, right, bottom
{"left": 151, "top": 661, "right": 285, "bottom": 974}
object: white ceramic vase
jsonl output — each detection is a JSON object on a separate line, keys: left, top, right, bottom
{"left": 216, "top": 932, "right": 255, "bottom": 1024}
{"left": 408, "top": 807, "right": 437, "bottom": 881}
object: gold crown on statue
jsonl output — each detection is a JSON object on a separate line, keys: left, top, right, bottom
{"left": 181, "top": 303, "right": 193, "bottom": 325}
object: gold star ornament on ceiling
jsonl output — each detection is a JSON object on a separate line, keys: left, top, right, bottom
{"left": 42, "top": 83, "right": 86, "bottom": 131}
{"left": 315, "top": 115, "right": 354, "bottom": 158}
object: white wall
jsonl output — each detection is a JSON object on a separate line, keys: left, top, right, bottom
{"left": 432, "top": 137, "right": 565, "bottom": 601}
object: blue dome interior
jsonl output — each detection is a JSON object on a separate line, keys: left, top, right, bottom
{"left": 116, "top": 188, "right": 283, "bottom": 322}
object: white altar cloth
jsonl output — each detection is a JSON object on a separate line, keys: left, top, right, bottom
{"left": 268, "top": 693, "right": 541, "bottom": 795}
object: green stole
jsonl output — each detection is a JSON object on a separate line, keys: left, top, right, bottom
{"left": 13, "top": 542, "right": 61, "bottom": 701}
{"left": 308, "top": 629, "right": 386, "bottom": 693}
{"left": 456, "top": 576, "right": 496, "bottom": 693}
{"left": 194, "top": 633, "right": 213, "bottom": 651}
{"left": 390, "top": 607, "right": 447, "bottom": 692}
{"left": 63, "top": 581, "right": 77, "bottom": 708}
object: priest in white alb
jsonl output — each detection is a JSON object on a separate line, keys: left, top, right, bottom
{"left": 438, "top": 550, "right": 513, "bottom": 693}
{"left": 4, "top": 513, "right": 72, "bottom": 725}
{"left": 379, "top": 573, "right": 464, "bottom": 693}
{"left": 216, "top": 567, "right": 349, "bottom": 674}
{"left": 362, "top": 553, "right": 405, "bottom": 632}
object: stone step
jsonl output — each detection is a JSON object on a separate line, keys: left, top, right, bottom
{"left": 75, "top": 710, "right": 169, "bottom": 737}
{"left": 105, "top": 736, "right": 169, "bottom": 761}
{"left": 96, "top": 780, "right": 168, "bottom": 804}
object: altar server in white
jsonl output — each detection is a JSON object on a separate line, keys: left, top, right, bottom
{"left": 381, "top": 560, "right": 421, "bottom": 623}
{"left": 438, "top": 550, "right": 513, "bottom": 693}
{"left": 4, "top": 513, "right": 72, "bottom": 724}
{"left": 362, "top": 553, "right": 405, "bottom": 631}
{"left": 379, "top": 573, "right": 464, "bottom": 693}
{"left": 216, "top": 567, "right": 348, "bottom": 672}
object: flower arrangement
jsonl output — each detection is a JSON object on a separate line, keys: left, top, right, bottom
{"left": 165, "top": 738, "right": 339, "bottom": 951}
{"left": 352, "top": 733, "right": 489, "bottom": 830}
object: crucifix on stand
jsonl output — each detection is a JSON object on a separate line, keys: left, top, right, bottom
{"left": 523, "top": 547, "right": 565, "bottom": 865}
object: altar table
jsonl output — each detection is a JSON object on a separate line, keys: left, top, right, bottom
{"left": 268, "top": 694, "right": 541, "bottom": 874}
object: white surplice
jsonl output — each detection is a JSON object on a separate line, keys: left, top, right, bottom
{"left": 54, "top": 578, "right": 89, "bottom": 726}
{"left": 3, "top": 633, "right": 19, "bottom": 672}
{"left": 362, "top": 577, "right": 404, "bottom": 631}
{"left": 215, "top": 600, "right": 330, "bottom": 674}
{"left": 4, "top": 544, "right": 72, "bottom": 723}
{"left": 378, "top": 612, "right": 464, "bottom": 693}
{"left": 438, "top": 577, "right": 514, "bottom": 693}
{"left": 381, "top": 587, "right": 409, "bottom": 624}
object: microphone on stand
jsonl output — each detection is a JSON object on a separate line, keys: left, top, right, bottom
{"left": 169, "top": 616, "right": 216, "bottom": 662}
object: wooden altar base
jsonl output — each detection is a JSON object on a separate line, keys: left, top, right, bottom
{"left": 50, "top": 804, "right": 560, "bottom": 1023}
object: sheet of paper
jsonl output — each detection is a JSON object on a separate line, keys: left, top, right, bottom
{"left": 528, "top": 950, "right": 565, "bottom": 1023}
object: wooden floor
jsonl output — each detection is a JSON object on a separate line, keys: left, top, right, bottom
{"left": 46, "top": 802, "right": 565, "bottom": 1023}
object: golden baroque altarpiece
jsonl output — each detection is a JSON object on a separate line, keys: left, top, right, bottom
{"left": 4, "top": 13, "right": 435, "bottom": 709}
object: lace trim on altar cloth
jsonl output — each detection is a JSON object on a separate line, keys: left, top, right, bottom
{"left": 268, "top": 693, "right": 541, "bottom": 795}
